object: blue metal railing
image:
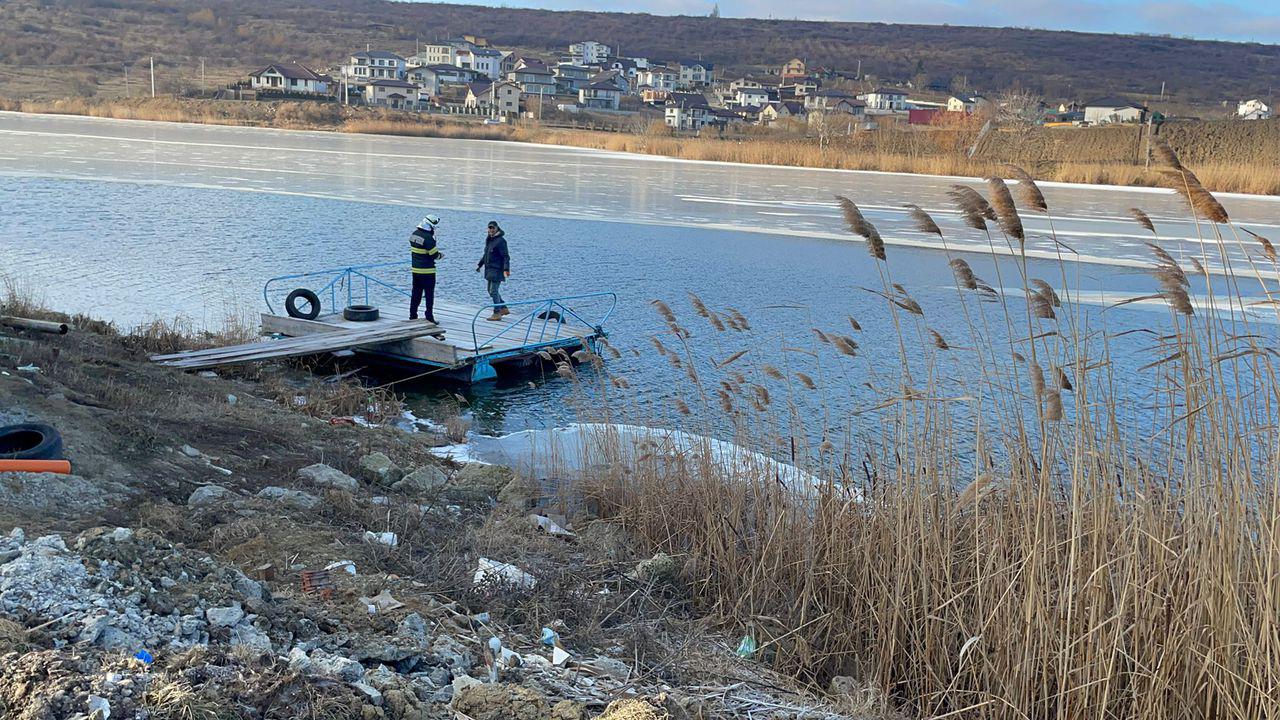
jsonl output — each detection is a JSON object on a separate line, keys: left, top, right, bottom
{"left": 263, "top": 263, "right": 615, "bottom": 356}
{"left": 263, "top": 261, "right": 408, "bottom": 316}
{"left": 468, "top": 292, "right": 616, "bottom": 354}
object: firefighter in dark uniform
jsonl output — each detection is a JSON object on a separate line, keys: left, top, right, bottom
{"left": 409, "top": 215, "right": 443, "bottom": 322}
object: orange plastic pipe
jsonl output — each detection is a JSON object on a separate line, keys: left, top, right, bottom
{"left": 0, "top": 459, "right": 72, "bottom": 474}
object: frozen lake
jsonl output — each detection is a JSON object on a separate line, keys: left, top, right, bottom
{"left": 1, "top": 112, "right": 1275, "bottom": 437}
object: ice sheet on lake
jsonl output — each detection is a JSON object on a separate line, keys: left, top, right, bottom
{"left": 462, "top": 423, "right": 825, "bottom": 496}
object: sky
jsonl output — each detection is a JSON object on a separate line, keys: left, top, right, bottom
{"left": 452, "top": 0, "right": 1280, "bottom": 43}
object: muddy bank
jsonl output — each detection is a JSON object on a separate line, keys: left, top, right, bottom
{"left": 0, "top": 311, "right": 872, "bottom": 719}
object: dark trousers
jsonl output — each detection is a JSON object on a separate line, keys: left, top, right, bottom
{"left": 487, "top": 279, "right": 506, "bottom": 311}
{"left": 410, "top": 273, "right": 436, "bottom": 321}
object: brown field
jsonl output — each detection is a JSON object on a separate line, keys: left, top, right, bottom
{"left": 7, "top": 96, "right": 1280, "bottom": 195}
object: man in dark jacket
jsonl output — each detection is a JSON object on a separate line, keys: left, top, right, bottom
{"left": 476, "top": 221, "right": 510, "bottom": 321}
{"left": 410, "top": 215, "right": 443, "bottom": 322}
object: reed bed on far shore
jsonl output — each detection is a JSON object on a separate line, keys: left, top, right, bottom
{"left": 7, "top": 96, "right": 1280, "bottom": 195}
{"left": 560, "top": 142, "right": 1280, "bottom": 718}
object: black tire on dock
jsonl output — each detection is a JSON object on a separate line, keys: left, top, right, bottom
{"left": 285, "top": 289, "right": 321, "bottom": 320}
{"left": 0, "top": 423, "right": 64, "bottom": 460}
{"left": 343, "top": 304, "right": 380, "bottom": 322}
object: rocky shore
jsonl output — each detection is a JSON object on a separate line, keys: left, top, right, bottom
{"left": 0, "top": 312, "right": 870, "bottom": 719}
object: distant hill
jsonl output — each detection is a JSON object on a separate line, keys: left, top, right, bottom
{"left": 2, "top": 0, "right": 1278, "bottom": 105}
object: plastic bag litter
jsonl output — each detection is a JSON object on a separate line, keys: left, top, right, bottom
{"left": 529, "top": 514, "right": 575, "bottom": 537}
{"left": 363, "top": 531, "right": 399, "bottom": 547}
{"left": 735, "top": 635, "right": 758, "bottom": 658}
{"left": 473, "top": 557, "right": 536, "bottom": 590}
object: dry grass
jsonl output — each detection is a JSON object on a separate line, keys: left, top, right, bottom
{"left": 566, "top": 149, "right": 1280, "bottom": 718}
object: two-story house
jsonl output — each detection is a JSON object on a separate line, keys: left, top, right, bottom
{"left": 734, "top": 86, "right": 770, "bottom": 109}
{"left": 580, "top": 81, "right": 623, "bottom": 110}
{"left": 637, "top": 66, "right": 678, "bottom": 93}
{"left": 405, "top": 64, "right": 483, "bottom": 97}
{"left": 554, "top": 64, "right": 593, "bottom": 94}
{"left": 248, "top": 62, "right": 329, "bottom": 95}
{"left": 455, "top": 48, "right": 504, "bottom": 80}
{"left": 343, "top": 51, "right": 406, "bottom": 82}
{"left": 780, "top": 58, "right": 807, "bottom": 79}
{"left": 678, "top": 60, "right": 715, "bottom": 88}
{"left": 465, "top": 81, "right": 521, "bottom": 115}
{"left": 509, "top": 66, "right": 557, "bottom": 97}
{"left": 590, "top": 70, "right": 630, "bottom": 94}
{"left": 364, "top": 78, "right": 417, "bottom": 109}
{"left": 862, "top": 87, "right": 908, "bottom": 112}
{"left": 665, "top": 92, "right": 713, "bottom": 131}
{"left": 568, "top": 41, "right": 612, "bottom": 66}
{"left": 947, "top": 94, "right": 990, "bottom": 113}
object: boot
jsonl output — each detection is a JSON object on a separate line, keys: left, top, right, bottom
{"left": 486, "top": 311, "right": 503, "bottom": 321}
{"left": 498, "top": 307, "right": 511, "bottom": 317}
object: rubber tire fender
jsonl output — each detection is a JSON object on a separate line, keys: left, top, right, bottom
{"left": 343, "top": 305, "right": 380, "bottom": 322}
{"left": 285, "top": 288, "right": 321, "bottom": 320}
{"left": 0, "top": 423, "right": 65, "bottom": 460}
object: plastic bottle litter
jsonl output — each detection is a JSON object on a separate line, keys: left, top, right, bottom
{"left": 735, "top": 635, "right": 757, "bottom": 658}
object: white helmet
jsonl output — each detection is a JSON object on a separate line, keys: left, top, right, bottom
{"left": 418, "top": 214, "right": 440, "bottom": 229}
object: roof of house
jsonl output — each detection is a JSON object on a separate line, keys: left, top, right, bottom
{"left": 816, "top": 89, "right": 854, "bottom": 98}
{"left": 369, "top": 78, "right": 417, "bottom": 88}
{"left": 951, "top": 94, "right": 987, "bottom": 103}
{"left": 1085, "top": 96, "right": 1147, "bottom": 109}
{"left": 352, "top": 51, "right": 405, "bottom": 61}
{"left": 870, "top": 87, "right": 907, "bottom": 95}
{"left": 782, "top": 101, "right": 805, "bottom": 113}
{"left": 467, "top": 81, "right": 493, "bottom": 96}
{"left": 667, "top": 92, "right": 711, "bottom": 108}
{"left": 251, "top": 62, "right": 325, "bottom": 82}
{"left": 679, "top": 60, "right": 715, "bottom": 70}
{"left": 739, "top": 86, "right": 770, "bottom": 94}
{"left": 386, "top": 93, "right": 408, "bottom": 99}
{"left": 586, "top": 81, "right": 623, "bottom": 92}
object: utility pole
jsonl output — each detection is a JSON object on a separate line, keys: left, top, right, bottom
{"left": 1159, "top": 81, "right": 1165, "bottom": 101}
{"left": 123, "top": 63, "right": 129, "bottom": 98}
{"left": 149, "top": 56, "right": 155, "bottom": 98}
{"left": 200, "top": 58, "right": 206, "bottom": 95}
{"left": 856, "top": 59, "right": 862, "bottom": 80}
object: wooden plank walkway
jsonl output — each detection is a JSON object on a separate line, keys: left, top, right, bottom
{"left": 151, "top": 320, "right": 444, "bottom": 369}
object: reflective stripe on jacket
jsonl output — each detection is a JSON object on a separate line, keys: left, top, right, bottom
{"left": 410, "top": 227, "right": 438, "bottom": 275}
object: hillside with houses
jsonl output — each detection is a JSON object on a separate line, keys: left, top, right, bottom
{"left": 238, "top": 38, "right": 1275, "bottom": 135}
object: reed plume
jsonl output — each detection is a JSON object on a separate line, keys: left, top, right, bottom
{"left": 651, "top": 300, "right": 676, "bottom": 324}
{"left": 812, "top": 328, "right": 832, "bottom": 344}
{"left": 949, "top": 258, "right": 979, "bottom": 290}
{"left": 987, "top": 177, "right": 1025, "bottom": 243}
{"left": 795, "top": 372, "right": 818, "bottom": 389}
{"left": 904, "top": 203, "right": 942, "bottom": 236}
{"left": 715, "top": 349, "right": 749, "bottom": 368}
{"left": 929, "top": 329, "right": 950, "bottom": 350}
{"left": 1242, "top": 228, "right": 1277, "bottom": 262}
{"left": 1004, "top": 164, "right": 1048, "bottom": 212}
{"left": 947, "top": 185, "right": 996, "bottom": 231}
{"left": 687, "top": 292, "right": 709, "bottom": 318}
{"left": 763, "top": 364, "right": 785, "bottom": 380}
{"left": 1128, "top": 208, "right": 1156, "bottom": 234}
{"left": 836, "top": 195, "right": 886, "bottom": 260}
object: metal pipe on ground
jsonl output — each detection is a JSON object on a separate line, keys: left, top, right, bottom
{"left": 0, "top": 316, "right": 69, "bottom": 335}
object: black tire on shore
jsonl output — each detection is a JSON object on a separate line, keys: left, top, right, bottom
{"left": 285, "top": 289, "right": 322, "bottom": 320}
{"left": 0, "top": 423, "right": 65, "bottom": 460}
{"left": 343, "top": 305, "right": 380, "bottom": 322}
